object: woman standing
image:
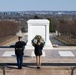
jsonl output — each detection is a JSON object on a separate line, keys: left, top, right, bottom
{"left": 33, "top": 36, "right": 44, "bottom": 69}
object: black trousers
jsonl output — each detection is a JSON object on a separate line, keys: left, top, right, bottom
{"left": 16, "top": 55, "right": 23, "bottom": 69}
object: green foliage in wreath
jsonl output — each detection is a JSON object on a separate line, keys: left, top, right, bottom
{"left": 31, "top": 35, "right": 45, "bottom": 46}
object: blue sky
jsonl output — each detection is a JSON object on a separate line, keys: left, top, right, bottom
{"left": 0, "top": 0, "right": 76, "bottom": 11}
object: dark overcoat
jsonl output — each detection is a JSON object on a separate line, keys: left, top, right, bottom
{"left": 34, "top": 43, "right": 44, "bottom": 56}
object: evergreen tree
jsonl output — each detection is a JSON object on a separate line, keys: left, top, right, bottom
{"left": 48, "top": 18, "right": 55, "bottom": 32}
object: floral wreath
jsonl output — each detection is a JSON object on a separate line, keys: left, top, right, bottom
{"left": 31, "top": 35, "right": 45, "bottom": 46}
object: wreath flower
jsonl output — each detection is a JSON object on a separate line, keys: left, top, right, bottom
{"left": 31, "top": 35, "right": 45, "bottom": 46}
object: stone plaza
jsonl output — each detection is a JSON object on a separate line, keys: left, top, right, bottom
{"left": 0, "top": 47, "right": 76, "bottom": 75}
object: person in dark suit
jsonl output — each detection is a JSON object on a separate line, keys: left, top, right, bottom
{"left": 34, "top": 37, "right": 44, "bottom": 69}
{"left": 15, "top": 36, "right": 26, "bottom": 69}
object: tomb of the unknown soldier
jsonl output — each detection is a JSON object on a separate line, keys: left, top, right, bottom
{"left": 26, "top": 19, "right": 53, "bottom": 49}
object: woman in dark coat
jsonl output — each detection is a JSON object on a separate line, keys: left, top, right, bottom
{"left": 34, "top": 37, "right": 44, "bottom": 69}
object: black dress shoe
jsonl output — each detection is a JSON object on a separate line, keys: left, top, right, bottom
{"left": 37, "top": 67, "right": 40, "bottom": 69}
{"left": 18, "top": 68, "right": 22, "bottom": 69}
